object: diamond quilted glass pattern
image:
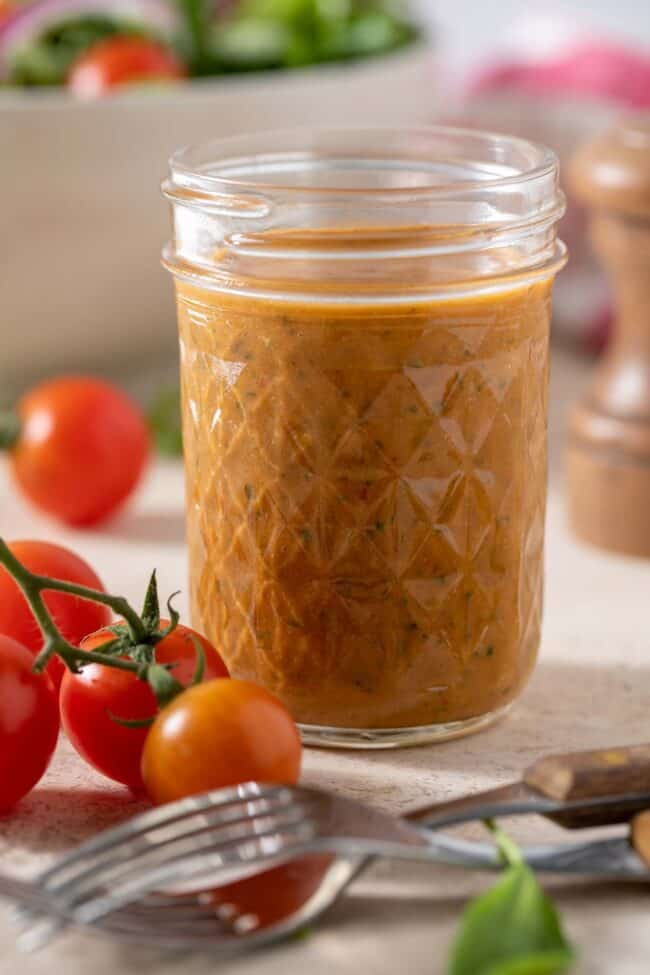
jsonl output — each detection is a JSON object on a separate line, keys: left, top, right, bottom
{"left": 177, "top": 281, "right": 552, "bottom": 730}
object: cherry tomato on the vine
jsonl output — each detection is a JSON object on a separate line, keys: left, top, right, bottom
{"left": 0, "top": 540, "right": 111, "bottom": 690}
{"left": 60, "top": 622, "right": 228, "bottom": 791}
{"left": 68, "top": 37, "right": 185, "bottom": 98}
{"left": 0, "top": 635, "right": 59, "bottom": 812}
{"left": 9, "top": 376, "right": 150, "bottom": 526}
{"left": 141, "top": 679, "right": 302, "bottom": 805}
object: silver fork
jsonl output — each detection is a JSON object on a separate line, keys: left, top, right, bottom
{"left": 14, "top": 781, "right": 502, "bottom": 943}
{"left": 11, "top": 780, "right": 650, "bottom": 952}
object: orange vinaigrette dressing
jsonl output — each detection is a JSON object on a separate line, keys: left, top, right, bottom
{"left": 177, "top": 275, "right": 551, "bottom": 730}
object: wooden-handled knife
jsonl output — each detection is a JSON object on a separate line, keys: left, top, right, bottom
{"left": 408, "top": 744, "right": 650, "bottom": 831}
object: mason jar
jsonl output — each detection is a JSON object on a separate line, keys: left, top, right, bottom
{"left": 163, "top": 126, "right": 566, "bottom": 748}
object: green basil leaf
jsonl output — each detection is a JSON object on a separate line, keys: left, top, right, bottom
{"left": 449, "top": 863, "right": 575, "bottom": 975}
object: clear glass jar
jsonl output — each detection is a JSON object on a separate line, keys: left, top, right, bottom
{"left": 163, "top": 127, "right": 566, "bottom": 748}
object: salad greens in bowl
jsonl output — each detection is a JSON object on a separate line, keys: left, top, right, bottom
{"left": 1, "top": 0, "right": 419, "bottom": 94}
{"left": 1, "top": 0, "right": 432, "bottom": 397}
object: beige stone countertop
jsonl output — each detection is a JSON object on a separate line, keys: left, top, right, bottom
{"left": 1, "top": 348, "right": 649, "bottom": 974}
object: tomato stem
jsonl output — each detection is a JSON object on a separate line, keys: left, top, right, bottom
{"left": 0, "top": 539, "right": 190, "bottom": 713}
{"left": 0, "top": 538, "right": 144, "bottom": 677}
{"left": 0, "top": 411, "right": 20, "bottom": 450}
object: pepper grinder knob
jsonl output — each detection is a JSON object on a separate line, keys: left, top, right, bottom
{"left": 567, "top": 115, "right": 650, "bottom": 557}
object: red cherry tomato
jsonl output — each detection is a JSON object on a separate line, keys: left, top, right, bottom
{"left": 11, "top": 376, "right": 150, "bottom": 526}
{"left": 0, "top": 540, "right": 111, "bottom": 690}
{"left": 208, "top": 854, "right": 335, "bottom": 930}
{"left": 141, "top": 679, "right": 302, "bottom": 805}
{"left": 0, "top": 635, "right": 59, "bottom": 812}
{"left": 68, "top": 37, "right": 185, "bottom": 98}
{"left": 59, "top": 622, "right": 228, "bottom": 790}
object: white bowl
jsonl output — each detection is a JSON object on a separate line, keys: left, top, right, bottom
{"left": 1, "top": 42, "right": 435, "bottom": 399}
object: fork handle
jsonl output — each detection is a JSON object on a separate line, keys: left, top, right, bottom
{"left": 524, "top": 744, "right": 650, "bottom": 801}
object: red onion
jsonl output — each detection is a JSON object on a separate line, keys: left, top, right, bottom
{"left": 470, "top": 42, "right": 650, "bottom": 109}
{"left": 0, "top": 0, "right": 179, "bottom": 79}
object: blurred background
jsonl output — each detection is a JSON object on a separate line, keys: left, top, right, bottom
{"left": 3, "top": 0, "right": 650, "bottom": 404}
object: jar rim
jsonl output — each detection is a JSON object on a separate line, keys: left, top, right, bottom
{"left": 163, "top": 125, "right": 566, "bottom": 300}
{"left": 167, "top": 124, "right": 559, "bottom": 201}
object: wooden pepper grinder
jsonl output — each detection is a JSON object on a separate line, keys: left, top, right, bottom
{"left": 567, "top": 115, "right": 650, "bottom": 557}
